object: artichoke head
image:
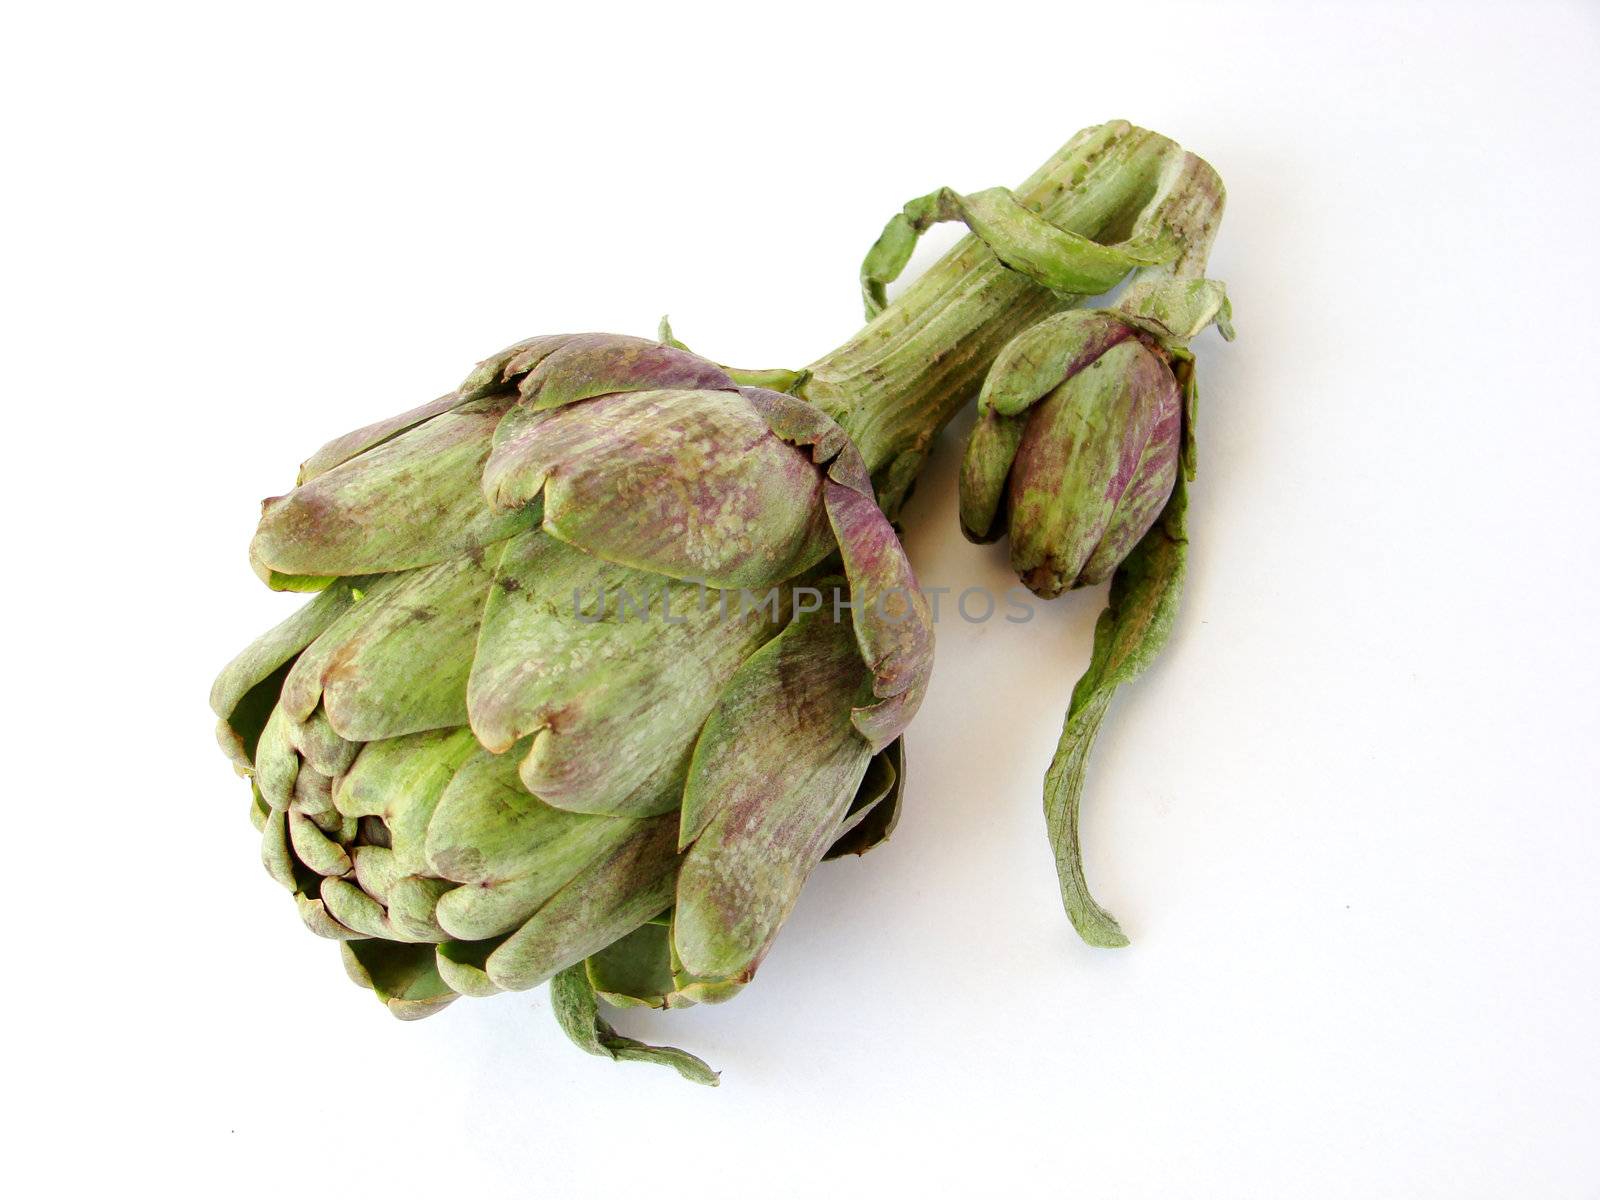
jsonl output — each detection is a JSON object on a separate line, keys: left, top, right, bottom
{"left": 212, "top": 333, "right": 933, "bottom": 1019}
{"left": 958, "top": 279, "right": 1232, "bottom": 599}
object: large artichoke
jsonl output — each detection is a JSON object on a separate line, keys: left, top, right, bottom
{"left": 211, "top": 334, "right": 932, "bottom": 1061}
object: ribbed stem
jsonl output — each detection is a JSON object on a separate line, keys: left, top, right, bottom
{"left": 798, "top": 121, "right": 1224, "bottom": 512}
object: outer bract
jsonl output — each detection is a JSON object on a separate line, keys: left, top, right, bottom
{"left": 211, "top": 334, "right": 932, "bottom": 1044}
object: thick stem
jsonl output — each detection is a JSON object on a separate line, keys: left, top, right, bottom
{"left": 798, "top": 121, "right": 1224, "bottom": 513}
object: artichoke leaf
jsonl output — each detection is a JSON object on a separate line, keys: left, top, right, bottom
{"left": 513, "top": 333, "right": 734, "bottom": 412}
{"left": 280, "top": 554, "right": 493, "bottom": 741}
{"left": 737, "top": 384, "right": 934, "bottom": 752}
{"left": 673, "top": 605, "right": 877, "bottom": 982}
{"left": 425, "top": 747, "right": 647, "bottom": 942}
{"left": 483, "top": 387, "right": 832, "bottom": 589}
{"left": 296, "top": 892, "right": 364, "bottom": 941}
{"left": 287, "top": 809, "right": 351, "bottom": 878}
{"left": 248, "top": 784, "right": 271, "bottom": 833}
{"left": 457, "top": 334, "right": 572, "bottom": 403}
{"left": 656, "top": 317, "right": 810, "bottom": 394}
{"left": 549, "top": 962, "right": 718, "bottom": 1086}
{"left": 584, "top": 921, "right": 680, "bottom": 1009}
{"left": 335, "top": 727, "right": 480, "bottom": 877}
{"left": 1112, "top": 278, "right": 1234, "bottom": 346}
{"left": 583, "top": 920, "right": 745, "bottom": 1009}
{"left": 286, "top": 707, "right": 359, "bottom": 778}
{"left": 737, "top": 383, "right": 848, "bottom": 464}
{"left": 484, "top": 814, "right": 679, "bottom": 991}
{"left": 319, "top": 876, "right": 393, "bottom": 939}
{"left": 859, "top": 185, "right": 1173, "bottom": 319}
{"left": 288, "top": 761, "right": 335, "bottom": 817}
{"left": 469, "top": 531, "right": 778, "bottom": 817}
{"left": 825, "top": 737, "right": 905, "bottom": 859}
{"left": 665, "top": 917, "right": 746, "bottom": 1006}
{"left": 253, "top": 704, "right": 301, "bottom": 810}
{"left": 259, "top": 808, "right": 299, "bottom": 892}
{"left": 823, "top": 460, "right": 934, "bottom": 752}
{"left": 1044, "top": 468, "right": 1190, "bottom": 949}
{"left": 341, "top": 940, "right": 458, "bottom": 1020}
{"left": 957, "top": 408, "right": 1026, "bottom": 544}
{"left": 211, "top": 578, "right": 364, "bottom": 767}
{"left": 976, "top": 311, "right": 1137, "bottom": 418}
{"left": 435, "top": 939, "right": 505, "bottom": 999}
{"left": 298, "top": 392, "right": 468, "bottom": 484}
{"left": 384, "top": 874, "right": 454, "bottom": 942}
{"left": 251, "top": 400, "right": 537, "bottom": 580}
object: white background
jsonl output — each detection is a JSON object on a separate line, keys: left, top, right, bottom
{"left": 7, "top": 1, "right": 1598, "bottom": 1195}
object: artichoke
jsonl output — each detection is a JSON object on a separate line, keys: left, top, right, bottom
{"left": 959, "top": 280, "right": 1235, "bottom": 598}
{"left": 961, "top": 280, "right": 1234, "bottom": 949}
{"left": 211, "top": 334, "right": 932, "bottom": 1068}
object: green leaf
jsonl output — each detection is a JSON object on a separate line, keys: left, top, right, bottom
{"left": 211, "top": 578, "right": 364, "bottom": 765}
{"left": 1114, "top": 278, "right": 1233, "bottom": 346}
{"left": 976, "top": 311, "right": 1136, "bottom": 419}
{"left": 859, "top": 209, "right": 923, "bottom": 318}
{"left": 824, "top": 737, "right": 905, "bottom": 859}
{"left": 957, "top": 408, "right": 1026, "bottom": 544}
{"left": 482, "top": 815, "right": 679, "bottom": 992}
{"left": 1043, "top": 469, "right": 1190, "bottom": 948}
{"left": 656, "top": 320, "right": 812, "bottom": 394}
{"left": 251, "top": 400, "right": 537, "bottom": 580}
{"left": 957, "top": 187, "right": 1175, "bottom": 293}
{"left": 278, "top": 554, "right": 492, "bottom": 741}
{"left": 297, "top": 392, "right": 469, "bottom": 484}
{"left": 585, "top": 920, "right": 679, "bottom": 1008}
{"left": 822, "top": 466, "right": 934, "bottom": 752}
{"left": 549, "top": 963, "right": 719, "bottom": 1086}
{"left": 467, "top": 530, "right": 777, "bottom": 817}
{"left": 341, "top": 940, "right": 459, "bottom": 1020}
{"left": 857, "top": 184, "right": 1176, "bottom": 321}
{"left": 483, "top": 386, "right": 835, "bottom": 589}
{"left": 424, "top": 746, "right": 650, "bottom": 942}
{"left": 511, "top": 334, "right": 732, "bottom": 412}
{"left": 674, "top": 603, "right": 875, "bottom": 981}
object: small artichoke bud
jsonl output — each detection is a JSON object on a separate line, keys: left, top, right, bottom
{"left": 959, "top": 280, "right": 1230, "bottom": 598}
{"left": 959, "top": 312, "right": 1179, "bottom": 597}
